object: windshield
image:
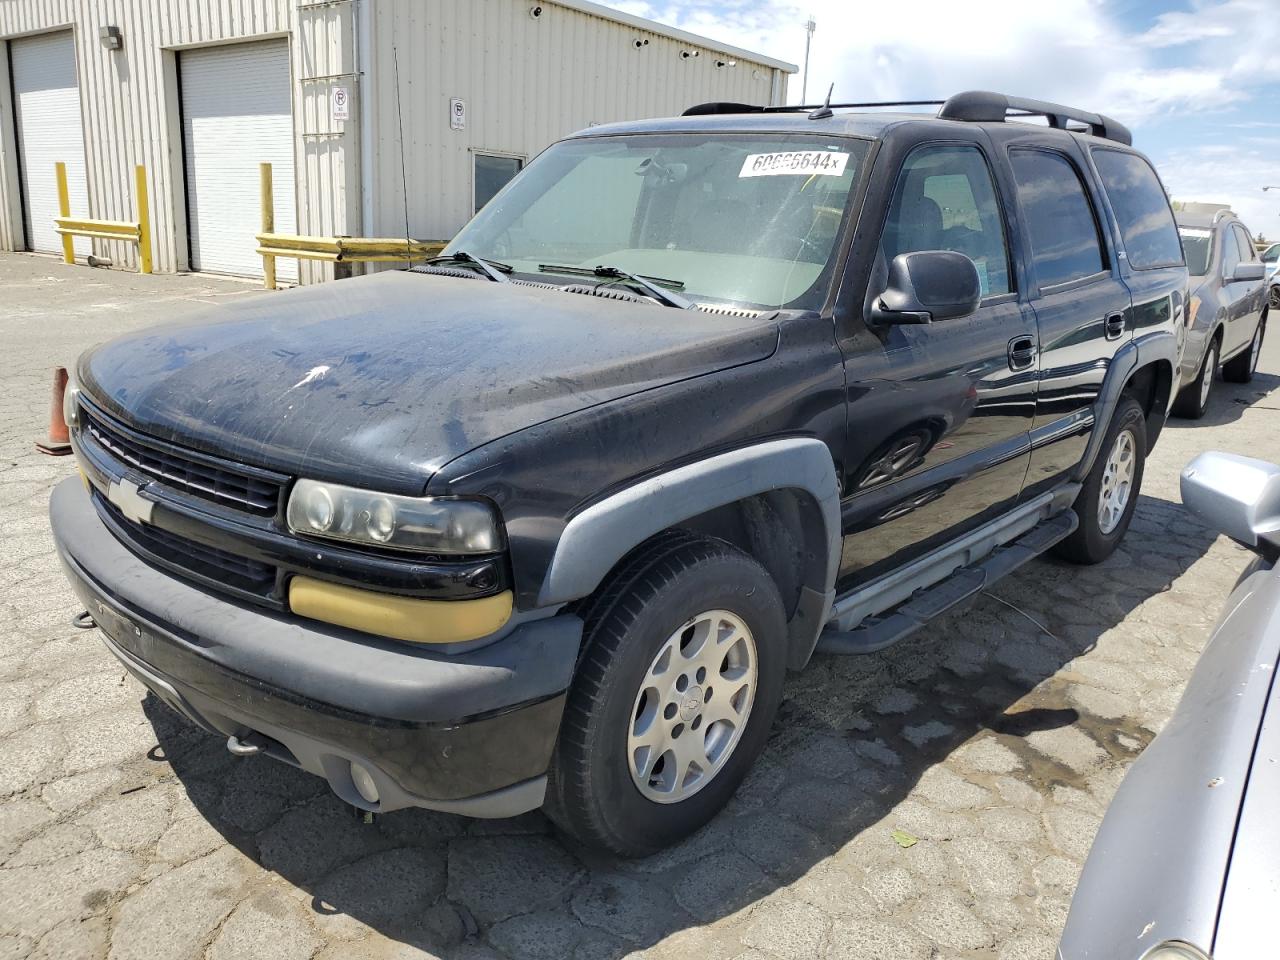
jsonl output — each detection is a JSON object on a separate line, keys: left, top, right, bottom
{"left": 1179, "top": 227, "right": 1212, "bottom": 276}
{"left": 1263, "top": 243, "right": 1279, "bottom": 263}
{"left": 444, "top": 133, "right": 871, "bottom": 311}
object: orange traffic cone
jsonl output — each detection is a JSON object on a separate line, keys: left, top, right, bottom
{"left": 36, "top": 366, "right": 73, "bottom": 456}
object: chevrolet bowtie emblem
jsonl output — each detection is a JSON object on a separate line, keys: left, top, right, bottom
{"left": 107, "top": 477, "right": 155, "bottom": 525}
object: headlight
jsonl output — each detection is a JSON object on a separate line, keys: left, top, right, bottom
{"left": 1142, "top": 942, "right": 1211, "bottom": 960}
{"left": 286, "top": 479, "right": 502, "bottom": 554}
{"left": 63, "top": 371, "right": 81, "bottom": 429}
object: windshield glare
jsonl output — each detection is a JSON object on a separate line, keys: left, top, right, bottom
{"left": 445, "top": 134, "right": 870, "bottom": 311}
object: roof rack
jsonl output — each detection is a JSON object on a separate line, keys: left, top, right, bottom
{"left": 938, "top": 91, "right": 1132, "bottom": 145}
{"left": 681, "top": 90, "right": 1133, "bottom": 146}
{"left": 681, "top": 99, "right": 944, "bottom": 118}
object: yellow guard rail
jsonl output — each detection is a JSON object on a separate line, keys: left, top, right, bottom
{"left": 53, "top": 162, "right": 152, "bottom": 274}
{"left": 255, "top": 163, "right": 444, "bottom": 289}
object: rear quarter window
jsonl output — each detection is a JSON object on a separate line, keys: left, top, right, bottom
{"left": 1091, "top": 149, "right": 1184, "bottom": 271}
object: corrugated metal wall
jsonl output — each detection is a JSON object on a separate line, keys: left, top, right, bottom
{"left": 0, "top": 0, "right": 353, "bottom": 281}
{"left": 365, "top": 0, "right": 788, "bottom": 244}
{"left": 0, "top": 0, "right": 789, "bottom": 281}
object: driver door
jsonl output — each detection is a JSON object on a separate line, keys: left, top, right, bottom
{"left": 836, "top": 139, "right": 1037, "bottom": 591}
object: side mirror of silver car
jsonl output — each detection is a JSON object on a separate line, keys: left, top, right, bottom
{"left": 1181, "top": 452, "right": 1280, "bottom": 560}
{"left": 1231, "top": 261, "right": 1265, "bottom": 283}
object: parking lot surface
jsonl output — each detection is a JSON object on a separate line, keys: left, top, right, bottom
{"left": 2, "top": 252, "right": 1277, "bottom": 960}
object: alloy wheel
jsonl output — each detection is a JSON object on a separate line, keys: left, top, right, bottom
{"left": 1097, "top": 429, "right": 1136, "bottom": 535}
{"left": 627, "top": 610, "right": 757, "bottom": 803}
{"left": 1200, "top": 345, "right": 1217, "bottom": 409}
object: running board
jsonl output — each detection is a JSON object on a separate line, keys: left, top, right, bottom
{"left": 814, "top": 511, "right": 1077, "bottom": 656}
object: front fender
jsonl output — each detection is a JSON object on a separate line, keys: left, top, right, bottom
{"left": 537, "top": 437, "right": 841, "bottom": 616}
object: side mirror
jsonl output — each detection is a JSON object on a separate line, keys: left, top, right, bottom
{"left": 1232, "top": 262, "right": 1265, "bottom": 283}
{"left": 870, "top": 251, "right": 982, "bottom": 326}
{"left": 1181, "top": 452, "right": 1280, "bottom": 559}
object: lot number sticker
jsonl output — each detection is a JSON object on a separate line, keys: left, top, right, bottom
{"left": 740, "top": 151, "right": 849, "bottom": 178}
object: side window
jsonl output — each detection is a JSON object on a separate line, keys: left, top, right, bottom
{"left": 1010, "top": 150, "right": 1107, "bottom": 288}
{"left": 881, "top": 144, "right": 1011, "bottom": 297}
{"left": 1091, "top": 150, "right": 1183, "bottom": 270}
{"left": 474, "top": 154, "right": 524, "bottom": 213}
{"left": 1233, "top": 225, "right": 1258, "bottom": 262}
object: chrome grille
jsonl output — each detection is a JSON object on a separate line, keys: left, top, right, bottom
{"left": 83, "top": 408, "right": 282, "bottom": 516}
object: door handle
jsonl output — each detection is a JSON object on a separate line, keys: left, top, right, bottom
{"left": 1007, "top": 336, "right": 1036, "bottom": 371}
{"left": 1105, "top": 313, "right": 1126, "bottom": 340}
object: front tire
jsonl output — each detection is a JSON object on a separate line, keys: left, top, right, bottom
{"left": 1053, "top": 395, "right": 1146, "bottom": 565}
{"left": 1224, "top": 318, "right": 1265, "bottom": 383}
{"left": 1172, "top": 338, "right": 1218, "bottom": 419}
{"left": 545, "top": 532, "right": 787, "bottom": 857}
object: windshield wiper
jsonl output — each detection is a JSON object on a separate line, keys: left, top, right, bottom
{"left": 538, "top": 263, "right": 693, "bottom": 309}
{"left": 425, "top": 251, "right": 511, "bottom": 283}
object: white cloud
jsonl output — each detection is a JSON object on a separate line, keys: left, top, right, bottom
{"left": 615, "top": 0, "right": 1276, "bottom": 119}
{"left": 1161, "top": 145, "right": 1280, "bottom": 240}
{"left": 611, "top": 0, "right": 1280, "bottom": 232}
{"left": 1138, "top": 8, "right": 1234, "bottom": 48}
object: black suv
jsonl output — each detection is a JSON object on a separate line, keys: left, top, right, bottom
{"left": 52, "top": 91, "right": 1186, "bottom": 856}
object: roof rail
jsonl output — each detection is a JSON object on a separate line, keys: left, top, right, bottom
{"left": 680, "top": 92, "right": 1133, "bottom": 146}
{"left": 681, "top": 99, "right": 944, "bottom": 117}
{"left": 938, "top": 90, "right": 1132, "bottom": 145}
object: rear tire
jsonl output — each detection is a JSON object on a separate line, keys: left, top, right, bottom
{"left": 1224, "top": 318, "right": 1265, "bottom": 383}
{"left": 1172, "top": 339, "right": 1218, "bottom": 419}
{"left": 545, "top": 532, "right": 787, "bottom": 857}
{"left": 1053, "top": 395, "right": 1146, "bottom": 565}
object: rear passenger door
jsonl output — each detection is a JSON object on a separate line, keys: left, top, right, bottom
{"left": 1009, "top": 145, "right": 1132, "bottom": 496}
{"left": 1226, "top": 223, "right": 1265, "bottom": 355}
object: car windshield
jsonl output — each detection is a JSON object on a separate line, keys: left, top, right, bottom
{"left": 1179, "top": 227, "right": 1212, "bottom": 276}
{"left": 1263, "top": 243, "right": 1279, "bottom": 263}
{"left": 443, "top": 133, "right": 871, "bottom": 311}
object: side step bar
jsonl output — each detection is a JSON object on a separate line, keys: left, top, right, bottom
{"left": 815, "top": 510, "right": 1077, "bottom": 656}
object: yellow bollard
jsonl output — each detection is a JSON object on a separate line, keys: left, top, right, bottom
{"left": 55, "top": 162, "right": 75, "bottom": 265}
{"left": 260, "top": 162, "right": 276, "bottom": 290}
{"left": 134, "top": 165, "right": 152, "bottom": 274}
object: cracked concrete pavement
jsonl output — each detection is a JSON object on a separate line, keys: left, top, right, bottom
{"left": 2, "top": 252, "right": 1278, "bottom": 959}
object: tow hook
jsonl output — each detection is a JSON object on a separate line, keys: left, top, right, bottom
{"left": 225, "top": 733, "right": 267, "bottom": 756}
{"left": 71, "top": 610, "right": 96, "bottom": 630}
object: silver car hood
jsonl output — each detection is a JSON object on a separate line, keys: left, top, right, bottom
{"left": 1059, "top": 559, "right": 1280, "bottom": 960}
{"left": 1213, "top": 641, "right": 1280, "bottom": 960}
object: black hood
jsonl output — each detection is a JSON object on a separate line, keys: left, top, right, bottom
{"left": 79, "top": 271, "right": 778, "bottom": 494}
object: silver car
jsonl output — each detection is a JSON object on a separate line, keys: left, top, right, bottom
{"left": 1059, "top": 450, "right": 1280, "bottom": 960}
{"left": 1261, "top": 241, "right": 1279, "bottom": 282}
{"left": 1173, "top": 211, "right": 1268, "bottom": 419}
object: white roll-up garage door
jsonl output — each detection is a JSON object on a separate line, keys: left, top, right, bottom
{"left": 180, "top": 40, "right": 296, "bottom": 281}
{"left": 11, "top": 31, "right": 89, "bottom": 257}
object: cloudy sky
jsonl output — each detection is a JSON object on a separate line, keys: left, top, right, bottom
{"left": 614, "top": 0, "right": 1280, "bottom": 239}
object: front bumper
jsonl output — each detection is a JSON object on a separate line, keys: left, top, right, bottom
{"left": 50, "top": 476, "right": 583, "bottom": 816}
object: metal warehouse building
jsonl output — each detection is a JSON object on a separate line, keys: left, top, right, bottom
{"left": 0, "top": 0, "right": 793, "bottom": 284}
